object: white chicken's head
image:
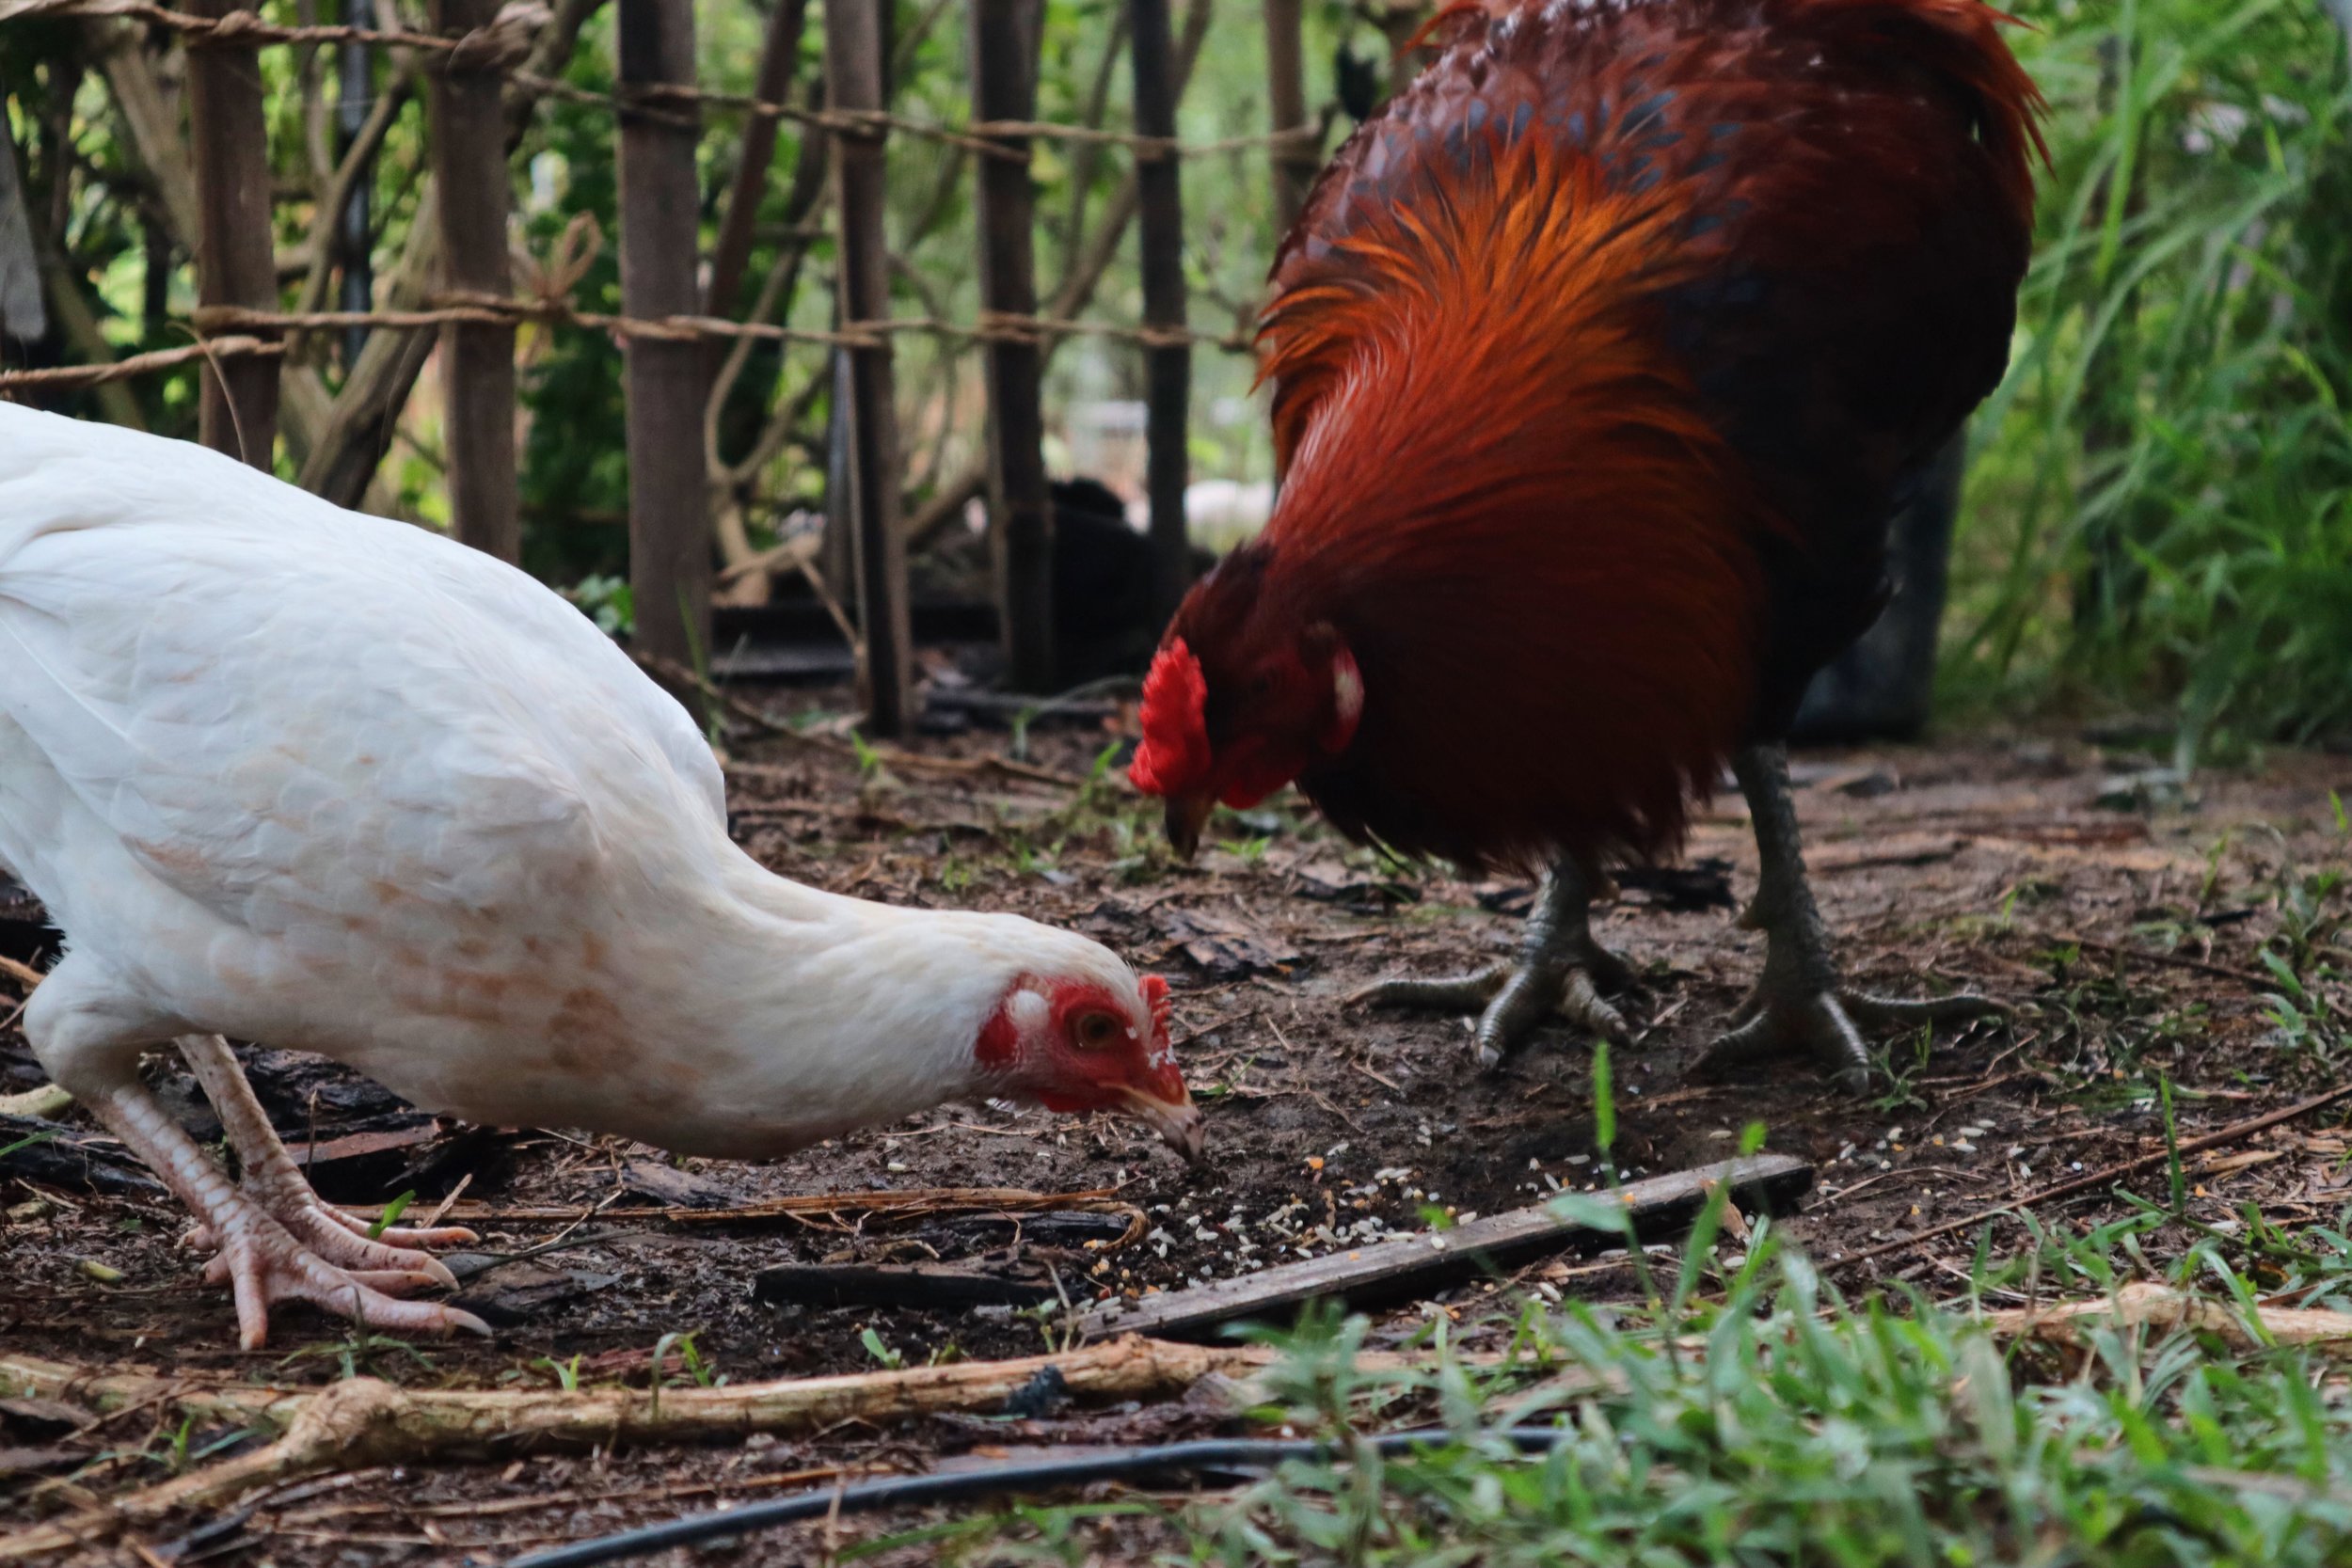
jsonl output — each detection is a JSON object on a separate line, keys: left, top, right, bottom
{"left": 974, "top": 962, "right": 1202, "bottom": 1162}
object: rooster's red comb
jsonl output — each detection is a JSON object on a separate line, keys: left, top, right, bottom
{"left": 1130, "top": 639, "right": 1211, "bottom": 797}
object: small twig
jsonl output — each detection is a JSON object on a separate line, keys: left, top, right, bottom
{"left": 2049, "top": 932, "right": 2274, "bottom": 990}
{"left": 1830, "top": 1083, "right": 2352, "bottom": 1273}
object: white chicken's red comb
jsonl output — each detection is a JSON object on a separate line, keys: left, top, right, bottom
{"left": 1130, "top": 639, "right": 1210, "bottom": 797}
{"left": 1140, "top": 974, "right": 1173, "bottom": 1045}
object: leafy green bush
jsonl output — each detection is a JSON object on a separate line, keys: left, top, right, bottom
{"left": 1954, "top": 0, "right": 2352, "bottom": 753}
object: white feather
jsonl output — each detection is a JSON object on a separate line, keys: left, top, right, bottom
{"left": 0, "top": 406, "right": 1143, "bottom": 1157}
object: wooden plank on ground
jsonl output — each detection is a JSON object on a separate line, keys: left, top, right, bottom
{"left": 1076, "top": 1153, "right": 1813, "bottom": 1342}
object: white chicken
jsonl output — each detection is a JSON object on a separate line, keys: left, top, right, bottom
{"left": 0, "top": 405, "right": 1202, "bottom": 1348}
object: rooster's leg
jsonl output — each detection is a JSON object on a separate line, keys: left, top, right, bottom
{"left": 1699, "top": 742, "right": 2006, "bottom": 1093}
{"left": 175, "top": 1035, "right": 477, "bottom": 1280}
{"left": 1351, "top": 858, "right": 1632, "bottom": 1069}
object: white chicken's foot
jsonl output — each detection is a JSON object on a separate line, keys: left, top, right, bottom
{"left": 82, "top": 1077, "right": 490, "bottom": 1348}
{"left": 174, "top": 1035, "right": 476, "bottom": 1284}
{"left": 1350, "top": 860, "right": 1632, "bottom": 1069}
{"left": 1697, "top": 743, "right": 2008, "bottom": 1094}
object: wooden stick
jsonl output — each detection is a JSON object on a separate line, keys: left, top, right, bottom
{"left": 1079, "top": 1153, "right": 1816, "bottom": 1341}
{"left": 829, "top": 0, "right": 916, "bottom": 738}
{"left": 185, "top": 0, "right": 281, "bottom": 465}
{"left": 616, "top": 0, "right": 709, "bottom": 720}
{"left": 971, "top": 0, "right": 1056, "bottom": 694}
{"left": 702, "top": 0, "right": 810, "bottom": 322}
{"left": 1128, "top": 0, "right": 1191, "bottom": 624}
{"left": 1831, "top": 1082, "right": 2352, "bottom": 1273}
{"left": 432, "top": 0, "right": 521, "bottom": 562}
{"left": 1985, "top": 1280, "right": 2352, "bottom": 1354}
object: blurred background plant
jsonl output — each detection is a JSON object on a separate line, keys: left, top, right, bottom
{"left": 1954, "top": 0, "right": 2352, "bottom": 758}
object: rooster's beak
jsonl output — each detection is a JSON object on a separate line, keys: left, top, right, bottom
{"left": 1119, "top": 1085, "right": 1206, "bottom": 1164}
{"left": 1164, "top": 792, "right": 1214, "bottom": 862}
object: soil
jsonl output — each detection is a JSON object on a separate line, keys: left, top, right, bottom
{"left": 3, "top": 696, "right": 2347, "bottom": 1565}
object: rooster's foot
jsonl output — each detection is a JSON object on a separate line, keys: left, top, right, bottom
{"left": 1712, "top": 742, "right": 2009, "bottom": 1096}
{"left": 1698, "top": 985, "right": 2008, "bottom": 1096}
{"left": 1349, "top": 861, "right": 1632, "bottom": 1069}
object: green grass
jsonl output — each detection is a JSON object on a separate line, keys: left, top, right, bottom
{"left": 916, "top": 1201, "right": 2352, "bottom": 1567}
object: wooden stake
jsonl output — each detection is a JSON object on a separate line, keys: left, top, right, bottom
{"left": 617, "top": 0, "right": 709, "bottom": 715}
{"left": 971, "top": 0, "right": 1055, "bottom": 692}
{"left": 828, "top": 0, "right": 915, "bottom": 736}
{"left": 431, "top": 0, "right": 519, "bottom": 562}
{"left": 1128, "top": 0, "right": 1191, "bottom": 624}
{"left": 1263, "top": 0, "right": 1315, "bottom": 232}
{"left": 186, "top": 0, "right": 280, "bottom": 466}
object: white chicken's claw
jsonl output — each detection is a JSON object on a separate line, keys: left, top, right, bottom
{"left": 177, "top": 1034, "right": 474, "bottom": 1286}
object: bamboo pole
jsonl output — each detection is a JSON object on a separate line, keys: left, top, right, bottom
{"left": 827, "top": 0, "right": 915, "bottom": 736}
{"left": 431, "top": 0, "right": 520, "bottom": 562}
{"left": 1128, "top": 0, "right": 1191, "bottom": 623}
{"left": 1263, "top": 0, "right": 1314, "bottom": 231}
{"left": 971, "top": 0, "right": 1055, "bottom": 692}
{"left": 186, "top": 0, "right": 280, "bottom": 466}
{"left": 338, "top": 0, "right": 376, "bottom": 369}
{"left": 616, "top": 0, "right": 709, "bottom": 716}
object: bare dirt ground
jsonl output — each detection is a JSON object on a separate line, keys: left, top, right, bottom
{"left": 3, "top": 698, "right": 2347, "bottom": 1564}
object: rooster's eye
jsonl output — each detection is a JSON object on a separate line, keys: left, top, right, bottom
{"left": 1248, "top": 673, "right": 1276, "bottom": 698}
{"left": 1073, "top": 1011, "right": 1123, "bottom": 1051}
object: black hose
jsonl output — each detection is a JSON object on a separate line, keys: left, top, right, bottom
{"left": 507, "top": 1425, "right": 1572, "bottom": 1568}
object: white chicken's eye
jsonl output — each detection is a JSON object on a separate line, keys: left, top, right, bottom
{"left": 1073, "top": 1011, "right": 1121, "bottom": 1051}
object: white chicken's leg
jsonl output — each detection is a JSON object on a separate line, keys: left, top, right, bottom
{"left": 1698, "top": 742, "right": 2006, "bottom": 1093}
{"left": 1351, "top": 857, "right": 1633, "bottom": 1069}
{"left": 28, "top": 958, "right": 489, "bottom": 1348}
{"left": 175, "top": 1035, "right": 477, "bottom": 1279}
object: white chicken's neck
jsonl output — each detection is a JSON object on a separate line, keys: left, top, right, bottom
{"left": 590, "top": 836, "right": 1013, "bottom": 1158}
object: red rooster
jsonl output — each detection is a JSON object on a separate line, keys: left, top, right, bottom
{"left": 1132, "top": 0, "right": 2041, "bottom": 1089}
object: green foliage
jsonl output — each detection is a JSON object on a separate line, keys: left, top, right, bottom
{"left": 1954, "top": 0, "right": 2352, "bottom": 752}
{"left": 950, "top": 1209, "right": 2352, "bottom": 1566}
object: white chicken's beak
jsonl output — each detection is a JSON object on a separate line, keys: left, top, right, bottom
{"left": 1119, "top": 1085, "right": 1207, "bottom": 1164}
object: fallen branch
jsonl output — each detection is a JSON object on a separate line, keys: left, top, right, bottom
{"left": 2052, "top": 931, "right": 2276, "bottom": 990}
{"left": 1985, "top": 1281, "right": 2352, "bottom": 1354}
{"left": 0, "top": 1336, "right": 1343, "bottom": 1559}
{"left": 0, "top": 1084, "right": 71, "bottom": 1119}
{"left": 1831, "top": 1083, "right": 2352, "bottom": 1274}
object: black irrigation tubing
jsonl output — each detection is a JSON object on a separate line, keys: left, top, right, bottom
{"left": 506, "top": 1426, "right": 1574, "bottom": 1567}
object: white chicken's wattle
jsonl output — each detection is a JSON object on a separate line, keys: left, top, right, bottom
{"left": 0, "top": 405, "right": 1201, "bottom": 1347}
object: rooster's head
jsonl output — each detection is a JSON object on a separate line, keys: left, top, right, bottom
{"left": 1130, "top": 551, "right": 1362, "bottom": 858}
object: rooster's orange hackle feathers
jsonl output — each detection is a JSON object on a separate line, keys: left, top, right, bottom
{"left": 1138, "top": 0, "right": 2042, "bottom": 875}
